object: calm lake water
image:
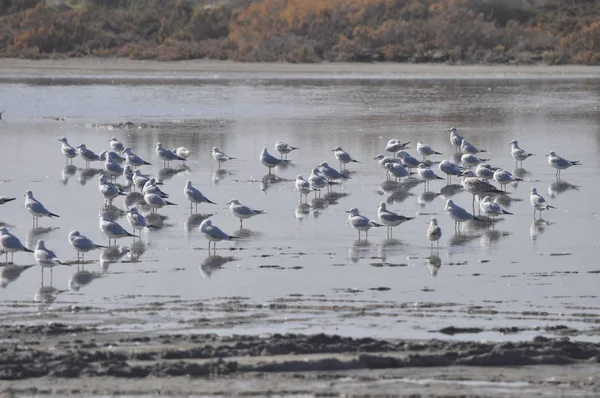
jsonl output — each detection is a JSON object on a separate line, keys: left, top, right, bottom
{"left": 1, "top": 63, "right": 600, "bottom": 341}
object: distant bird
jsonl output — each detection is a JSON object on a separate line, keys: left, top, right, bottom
{"left": 461, "top": 153, "right": 489, "bottom": 169}
{"left": 460, "top": 139, "right": 487, "bottom": 154}
{"left": 68, "top": 231, "right": 107, "bottom": 263}
{"left": 417, "top": 164, "right": 444, "bottom": 189}
{"left": 377, "top": 202, "right": 413, "bottom": 238}
{"left": 144, "top": 192, "right": 176, "bottom": 214}
{"left": 427, "top": 217, "right": 442, "bottom": 249}
{"left": 109, "top": 137, "right": 125, "bottom": 153}
{"left": 438, "top": 160, "right": 465, "bottom": 183}
{"left": 77, "top": 144, "right": 101, "bottom": 167}
{"left": 156, "top": 142, "right": 186, "bottom": 167}
{"left": 99, "top": 211, "right": 137, "bottom": 246}
{"left": 132, "top": 169, "right": 153, "bottom": 191}
{"left": 374, "top": 154, "right": 401, "bottom": 173}
{"left": 212, "top": 147, "right": 235, "bottom": 169}
{"left": 449, "top": 127, "right": 464, "bottom": 151}
{"left": 385, "top": 139, "right": 410, "bottom": 156}
{"left": 98, "top": 174, "right": 126, "bottom": 205}
{"left": 332, "top": 146, "right": 360, "bottom": 169}
{"left": 460, "top": 170, "right": 506, "bottom": 213}
{"left": 184, "top": 181, "right": 216, "bottom": 213}
{"left": 24, "top": 190, "right": 59, "bottom": 227}
{"left": 474, "top": 163, "right": 496, "bottom": 180}
{"left": 274, "top": 141, "right": 299, "bottom": 159}
{"left": 58, "top": 137, "right": 77, "bottom": 164}
{"left": 0, "top": 227, "right": 33, "bottom": 264}
{"left": 493, "top": 169, "right": 523, "bottom": 190}
{"left": 445, "top": 199, "right": 484, "bottom": 230}
{"left": 530, "top": 187, "right": 555, "bottom": 219}
{"left": 479, "top": 195, "right": 513, "bottom": 221}
{"left": 104, "top": 157, "right": 124, "bottom": 179}
{"left": 34, "top": 240, "right": 63, "bottom": 282}
{"left": 546, "top": 151, "right": 580, "bottom": 179}
{"left": 295, "top": 175, "right": 312, "bottom": 202}
{"left": 228, "top": 199, "right": 265, "bottom": 229}
{"left": 99, "top": 150, "right": 125, "bottom": 164}
{"left": 1, "top": 264, "right": 35, "bottom": 288}
{"left": 199, "top": 219, "right": 237, "bottom": 253}
{"left": 142, "top": 178, "right": 169, "bottom": 198}
{"left": 346, "top": 207, "right": 382, "bottom": 239}
{"left": 122, "top": 148, "right": 151, "bottom": 167}
{"left": 0, "top": 196, "right": 16, "bottom": 205}
{"left": 172, "top": 146, "right": 190, "bottom": 160}
{"left": 260, "top": 147, "right": 288, "bottom": 174}
{"left": 397, "top": 151, "right": 421, "bottom": 171}
{"left": 308, "top": 168, "right": 329, "bottom": 196}
{"left": 123, "top": 164, "right": 135, "bottom": 186}
{"left": 384, "top": 162, "right": 409, "bottom": 180}
{"left": 319, "top": 162, "right": 349, "bottom": 183}
{"left": 510, "top": 140, "right": 534, "bottom": 167}
{"left": 127, "top": 207, "right": 156, "bottom": 234}
{"left": 416, "top": 141, "right": 442, "bottom": 160}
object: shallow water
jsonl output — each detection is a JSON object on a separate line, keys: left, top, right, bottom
{"left": 1, "top": 64, "right": 600, "bottom": 341}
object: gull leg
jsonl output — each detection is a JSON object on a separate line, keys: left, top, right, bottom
{"left": 82, "top": 252, "right": 85, "bottom": 264}
{"left": 50, "top": 268, "right": 53, "bottom": 285}
{"left": 240, "top": 219, "right": 243, "bottom": 229}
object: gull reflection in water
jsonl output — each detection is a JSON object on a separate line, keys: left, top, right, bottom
{"left": 513, "top": 167, "right": 531, "bottom": 180}
{"left": 348, "top": 240, "right": 371, "bottom": 264}
{"left": 61, "top": 165, "right": 77, "bottom": 185}
{"left": 213, "top": 169, "right": 232, "bottom": 185}
{"left": 261, "top": 174, "right": 288, "bottom": 192}
{"left": 378, "top": 238, "right": 403, "bottom": 262}
{"left": 124, "top": 192, "right": 146, "bottom": 209}
{"left": 100, "top": 246, "right": 130, "bottom": 273}
{"left": 185, "top": 213, "right": 212, "bottom": 232}
{"left": 426, "top": 255, "right": 442, "bottom": 277}
{"left": 128, "top": 240, "right": 147, "bottom": 262}
{"left": 69, "top": 269, "right": 103, "bottom": 292}
{"left": 480, "top": 229, "right": 511, "bottom": 251}
{"left": 158, "top": 164, "right": 189, "bottom": 182}
{"left": 548, "top": 180, "right": 580, "bottom": 198}
{"left": 417, "top": 191, "right": 440, "bottom": 207}
{"left": 34, "top": 280, "right": 68, "bottom": 311}
{"left": 440, "top": 184, "right": 463, "bottom": 199}
{"left": 530, "top": 219, "right": 554, "bottom": 245}
{"left": 78, "top": 168, "right": 103, "bottom": 185}
{"left": 1, "top": 264, "right": 35, "bottom": 288}
{"left": 26, "top": 227, "right": 57, "bottom": 253}
{"left": 200, "top": 255, "right": 237, "bottom": 278}
{"left": 295, "top": 203, "right": 311, "bottom": 219}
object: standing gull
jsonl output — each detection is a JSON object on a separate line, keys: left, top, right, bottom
{"left": 384, "top": 162, "right": 409, "bottom": 181}
{"left": 460, "top": 170, "right": 506, "bottom": 214}
{"left": 109, "top": 137, "right": 125, "bottom": 153}
{"left": 172, "top": 146, "right": 191, "bottom": 160}
{"left": 127, "top": 207, "right": 156, "bottom": 234}
{"left": 479, "top": 195, "right": 513, "bottom": 222}
{"left": 156, "top": 142, "right": 186, "bottom": 167}
{"left": 445, "top": 199, "right": 484, "bottom": 230}
{"left": 77, "top": 144, "right": 101, "bottom": 168}
{"left": 530, "top": 187, "right": 555, "bottom": 219}
{"left": 346, "top": 207, "right": 382, "bottom": 240}
{"left": 104, "top": 157, "right": 124, "bottom": 179}
{"left": 99, "top": 150, "right": 124, "bottom": 164}
{"left": 417, "top": 164, "right": 444, "bottom": 190}
{"left": 427, "top": 217, "right": 442, "bottom": 250}
{"left": 260, "top": 147, "right": 288, "bottom": 174}
{"left": 416, "top": 141, "right": 442, "bottom": 161}
{"left": 24, "top": 190, "right": 59, "bottom": 227}
{"left": 461, "top": 153, "right": 488, "bottom": 169}
{"left": 377, "top": 202, "right": 413, "bottom": 238}
{"left": 546, "top": 151, "right": 580, "bottom": 179}
{"left": 332, "top": 146, "right": 360, "bottom": 170}
{"left": 319, "top": 162, "right": 349, "bottom": 185}
{"left": 184, "top": 181, "right": 216, "bottom": 213}
{"left": 397, "top": 151, "right": 421, "bottom": 172}
{"left": 308, "top": 168, "right": 328, "bottom": 197}
{"left": 493, "top": 169, "right": 522, "bottom": 191}
{"left": 385, "top": 139, "right": 410, "bottom": 157}
{"left": 68, "top": 231, "right": 107, "bottom": 263}
{"left": 58, "top": 137, "right": 78, "bottom": 164}
{"left": 0, "top": 228, "right": 33, "bottom": 264}
{"left": 122, "top": 148, "right": 151, "bottom": 167}
{"left": 228, "top": 199, "right": 265, "bottom": 229}
{"left": 98, "top": 174, "right": 125, "bottom": 205}
{"left": 212, "top": 147, "right": 235, "bottom": 169}
{"left": 34, "top": 240, "right": 63, "bottom": 283}
{"left": 295, "top": 175, "right": 312, "bottom": 202}
{"left": 460, "top": 139, "right": 487, "bottom": 154}
{"left": 99, "top": 211, "right": 138, "bottom": 246}
{"left": 199, "top": 219, "right": 237, "bottom": 254}
{"left": 438, "top": 160, "right": 465, "bottom": 183}
{"left": 510, "top": 140, "right": 534, "bottom": 167}
{"left": 274, "top": 141, "right": 299, "bottom": 159}
{"left": 449, "top": 127, "right": 464, "bottom": 151}
{"left": 475, "top": 163, "right": 496, "bottom": 180}
{"left": 144, "top": 192, "right": 176, "bottom": 214}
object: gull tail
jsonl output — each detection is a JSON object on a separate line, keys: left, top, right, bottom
{"left": 401, "top": 141, "right": 411, "bottom": 149}
{"left": 473, "top": 215, "right": 487, "bottom": 222}
{"left": 147, "top": 225, "right": 159, "bottom": 229}
{"left": 254, "top": 210, "right": 266, "bottom": 215}
{"left": 433, "top": 151, "right": 442, "bottom": 155}
{"left": 206, "top": 198, "right": 217, "bottom": 205}
{"left": 228, "top": 156, "right": 236, "bottom": 160}
{"left": 4, "top": 198, "right": 16, "bottom": 203}
{"left": 371, "top": 222, "right": 384, "bottom": 227}
{"left": 49, "top": 212, "right": 60, "bottom": 218}
{"left": 175, "top": 155, "right": 186, "bottom": 161}
{"left": 546, "top": 205, "right": 557, "bottom": 210}
{"left": 228, "top": 235, "right": 240, "bottom": 240}
{"left": 165, "top": 201, "right": 177, "bottom": 206}
{"left": 436, "top": 176, "right": 444, "bottom": 180}
{"left": 515, "top": 178, "right": 524, "bottom": 182}
{"left": 351, "top": 159, "right": 361, "bottom": 163}
{"left": 290, "top": 147, "right": 299, "bottom": 151}
{"left": 143, "top": 161, "right": 152, "bottom": 166}
{"left": 502, "top": 209, "right": 513, "bottom": 215}
{"left": 127, "top": 232, "right": 139, "bottom": 238}
{"left": 571, "top": 161, "right": 581, "bottom": 166}
{"left": 479, "top": 149, "right": 488, "bottom": 153}
{"left": 95, "top": 244, "right": 109, "bottom": 249}
{"left": 23, "top": 247, "right": 34, "bottom": 253}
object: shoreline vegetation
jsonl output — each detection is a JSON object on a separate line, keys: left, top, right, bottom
{"left": 1, "top": 0, "right": 599, "bottom": 65}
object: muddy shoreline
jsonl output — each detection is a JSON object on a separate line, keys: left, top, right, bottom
{"left": 2, "top": 324, "right": 600, "bottom": 396}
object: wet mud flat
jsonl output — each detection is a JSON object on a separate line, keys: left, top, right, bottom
{"left": 2, "top": 324, "right": 600, "bottom": 397}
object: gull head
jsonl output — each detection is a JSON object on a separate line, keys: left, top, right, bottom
{"left": 0, "top": 227, "right": 8, "bottom": 235}
{"left": 510, "top": 140, "right": 518, "bottom": 146}
{"left": 449, "top": 127, "right": 457, "bottom": 134}
{"left": 546, "top": 151, "right": 556, "bottom": 157}
{"left": 481, "top": 195, "right": 492, "bottom": 203}
{"left": 127, "top": 207, "right": 139, "bottom": 214}
{"left": 345, "top": 208, "right": 359, "bottom": 216}
{"left": 446, "top": 199, "right": 455, "bottom": 207}
{"left": 99, "top": 210, "right": 111, "bottom": 221}
{"left": 185, "top": 180, "right": 192, "bottom": 188}
{"left": 319, "top": 162, "right": 330, "bottom": 168}
{"left": 36, "top": 240, "right": 46, "bottom": 250}
{"left": 24, "top": 190, "right": 33, "bottom": 198}
{"left": 199, "top": 219, "right": 212, "bottom": 231}
{"left": 378, "top": 202, "right": 387, "bottom": 211}
{"left": 417, "top": 164, "right": 427, "bottom": 169}
{"left": 58, "top": 137, "right": 68, "bottom": 143}
{"left": 156, "top": 142, "right": 164, "bottom": 149}
{"left": 133, "top": 169, "right": 143, "bottom": 176}
{"left": 296, "top": 175, "right": 305, "bottom": 181}
{"left": 386, "top": 139, "right": 398, "bottom": 145}
{"left": 69, "top": 231, "right": 81, "bottom": 240}
{"left": 429, "top": 217, "right": 438, "bottom": 225}
{"left": 397, "top": 151, "right": 409, "bottom": 159}
{"left": 311, "top": 168, "right": 321, "bottom": 175}
{"left": 332, "top": 146, "right": 342, "bottom": 152}
{"left": 109, "top": 137, "right": 118, "bottom": 142}
{"left": 460, "top": 170, "right": 475, "bottom": 178}
{"left": 212, "top": 147, "right": 219, "bottom": 152}
{"left": 227, "top": 199, "right": 241, "bottom": 205}
{"left": 77, "top": 144, "right": 87, "bottom": 150}
{"left": 374, "top": 154, "right": 385, "bottom": 160}
{"left": 531, "top": 187, "right": 538, "bottom": 195}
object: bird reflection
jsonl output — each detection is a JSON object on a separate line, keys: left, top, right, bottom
{"left": 295, "top": 203, "right": 311, "bottom": 219}
{"left": 417, "top": 191, "right": 439, "bottom": 207}
{"left": 480, "top": 229, "right": 511, "bottom": 249}
{"left": 440, "top": 184, "right": 463, "bottom": 199}
{"left": 378, "top": 238, "right": 403, "bottom": 262}
{"left": 61, "top": 165, "right": 77, "bottom": 185}
{"left": 68, "top": 269, "right": 102, "bottom": 291}
{"left": 386, "top": 188, "right": 411, "bottom": 204}
{"left": 26, "top": 227, "right": 57, "bottom": 252}
{"left": 513, "top": 167, "right": 531, "bottom": 180}
{"left": 99, "top": 246, "right": 130, "bottom": 272}
{"left": 492, "top": 194, "right": 521, "bottom": 209}
{"left": 530, "top": 219, "right": 553, "bottom": 243}
{"left": 323, "top": 191, "right": 349, "bottom": 204}
{"left": 261, "top": 174, "right": 287, "bottom": 192}
{"left": 128, "top": 240, "right": 146, "bottom": 262}
{"left": 1, "top": 264, "right": 34, "bottom": 288}
{"left": 145, "top": 213, "right": 168, "bottom": 229}
{"left": 232, "top": 228, "right": 260, "bottom": 239}
{"left": 200, "top": 255, "right": 236, "bottom": 278}
{"left": 379, "top": 180, "right": 400, "bottom": 194}
{"left": 78, "top": 168, "right": 103, "bottom": 185}
{"left": 212, "top": 169, "right": 231, "bottom": 185}
{"left": 124, "top": 192, "right": 146, "bottom": 209}
{"left": 34, "top": 282, "right": 67, "bottom": 310}
{"left": 158, "top": 165, "right": 189, "bottom": 182}
{"left": 103, "top": 204, "right": 126, "bottom": 220}
{"left": 450, "top": 152, "right": 463, "bottom": 164}
{"left": 548, "top": 180, "right": 579, "bottom": 198}
{"left": 348, "top": 240, "right": 371, "bottom": 263}
{"left": 185, "top": 213, "right": 212, "bottom": 232}
{"left": 427, "top": 255, "right": 442, "bottom": 277}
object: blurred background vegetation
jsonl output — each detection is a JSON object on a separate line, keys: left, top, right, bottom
{"left": 1, "top": 0, "right": 599, "bottom": 64}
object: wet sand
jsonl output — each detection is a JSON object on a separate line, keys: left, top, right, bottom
{"left": 2, "top": 325, "right": 600, "bottom": 397}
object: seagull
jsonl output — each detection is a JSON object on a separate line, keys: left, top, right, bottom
{"left": 460, "top": 139, "right": 487, "bottom": 154}
{"left": 0, "top": 228, "right": 33, "bottom": 264}
{"left": 475, "top": 163, "right": 497, "bottom": 180}
{"left": 530, "top": 187, "right": 555, "bottom": 219}
{"left": 397, "top": 151, "right": 421, "bottom": 172}
{"left": 58, "top": 137, "right": 77, "bottom": 164}
{"left": 460, "top": 170, "right": 506, "bottom": 213}
{"left": 127, "top": 207, "right": 156, "bottom": 234}
{"left": 385, "top": 139, "right": 410, "bottom": 156}
{"left": 260, "top": 147, "right": 288, "bottom": 174}
{"left": 1, "top": 264, "right": 35, "bottom": 288}
{"left": 510, "top": 140, "right": 534, "bottom": 167}
{"left": 384, "top": 162, "right": 408, "bottom": 180}
{"left": 308, "top": 168, "right": 329, "bottom": 196}
{"left": 438, "top": 160, "right": 465, "bottom": 183}
{"left": 493, "top": 169, "right": 523, "bottom": 190}
{"left": 144, "top": 192, "right": 176, "bottom": 214}
{"left": 123, "top": 165, "right": 135, "bottom": 187}
{"left": 156, "top": 142, "right": 186, "bottom": 167}
{"left": 24, "top": 190, "right": 59, "bottom": 227}
{"left": 99, "top": 210, "right": 138, "bottom": 246}
{"left": 68, "top": 231, "right": 107, "bottom": 263}
{"left": 427, "top": 217, "right": 442, "bottom": 249}
{"left": 445, "top": 199, "right": 484, "bottom": 230}
{"left": 122, "top": 148, "right": 151, "bottom": 167}
{"left": 34, "top": 240, "right": 63, "bottom": 283}
{"left": 98, "top": 174, "right": 126, "bottom": 205}
{"left": 184, "top": 181, "right": 216, "bottom": 213}
{"left": 295, "top": 175, "right": 312, "bottom": 202}
{"left": 199, "top": 219, "right": 237, "bottom": 253}
{"left": 346, "top": 207, "right": 382, "bottom": 240}
{"left": 546, "top": 151, "right": 580, "bottom": 179}
{"left": 461, "top": 153, "right": 489, "bottom": 168}
{"left": 109, "top": 137, "right": 125, "bottom": 152}
{"left": 77, "top": 144, "right": 101, "bottom": 167}
{"left": 449, "top": 127, "right": 464, "bottom": 151}
{"left": 132, "top": 169, "right": 153, "bottom": 191}
{"left": 0, "top": 196, "right": 16, "bottom": 205}
{"left": 377, "top": 202, "right": 413, "bottom": 238}
{"left": 479, "top": 195, "right": 513, "bottom": 221}
{"left": 104, "top": 157, "right": 124, "bottom": 179}
{"left": 332, "top": 146, "right": 360, "bottom": 169}
{"left": 99, "top": 150, "right": 125, "bottom": 164}
{"left": 417, "top": 164, "right": 444, "bottom": 189}
{"left": 319, "top": 162, "right": 349, "bottom": 184}
{"left": 228, "top": 199, "right": 265, "bottom": 229}
{"left": 172, "top": 146, "right": 190, "bottom": 160}
{"left": 416, "top": 141, "right": 442, "bottom": 160}
{"left": 212, "top": 147, "right": 235, "bottom": 169}
{"left": 274, "top": 141, "right": 299, "bottom": 159}
{"left": 143, "top": 178, "right": 169, "bottom": 198}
